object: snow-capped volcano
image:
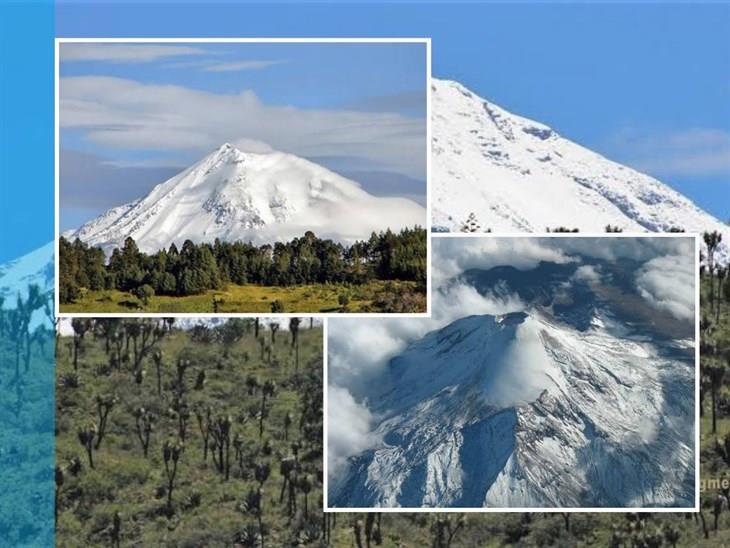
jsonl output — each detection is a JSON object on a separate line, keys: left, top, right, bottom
{"left": 432, "top": 78, "right": 729, "bottom": 251}
{"left": 331, "top": 307, "right": 695, "bottom": 509}
{"left": 0, "top": 241, "right": 54, "bottom": 304}
{"left": 0, "top": 242, "right": 54, "bottom": 328}
{"left": 64, "top": 143, "right": 425, "bottom": 254}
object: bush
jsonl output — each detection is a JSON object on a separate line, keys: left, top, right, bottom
{"left": 133, "top": 284, "right": 155, "bottom": 306}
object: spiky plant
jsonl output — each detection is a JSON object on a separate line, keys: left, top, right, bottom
{"left": 210, "top": 414, "right": 233, "bottom": 479}
{"left": 194, "top": 404, "right": 212, "bottom": 462}
{"left": 134, "top": 407, "right": 154, "bottom": 457}
{"left": 152, "top": 350, "right": 163, "bottom": 394}
{"left": 162, "top": 438, "right": 183, "bottom": 513}
{"left": 77, "top": 421, "right": 97, "bottom": 468}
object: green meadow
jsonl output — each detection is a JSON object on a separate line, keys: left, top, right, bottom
{"left": 56, "top": 319, "right": 324, "bottom": 547}
{"left": 59, "top": 280, "right": 425, "bottom": 314}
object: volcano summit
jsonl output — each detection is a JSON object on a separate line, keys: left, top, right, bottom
{"left": 64, "top": 143, "right": 426, "bottom": 254}
{"left": 327, "top": 236, "right": 697, "bottom": 509}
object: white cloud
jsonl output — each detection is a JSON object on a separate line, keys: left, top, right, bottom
{"left": 487, "top": 317, "right": 564, "bottom": 408}
{"left": 544, "top": 236, "right": 694, "bottom": 263}
{"left": 327, "top": 385, "right": 379, "bottom": 485}
{"left": 326, "top": 278, "right": 525, "bottom": 486}
{"left": 572, "top": 264, "right": 602, "bottom": 283}
{"left": 203, "top": 60, "right": 285, "bottom": 72}
{"left": 431, "top": 237, "right": 574, "bottom": 282}
{"left": 328, "top": 278, "right": 526, "bottom": 400}
{"left": 230, "top": 138, "right": 275, "bottom": 154}
{"left": 164, "top": 59, "right": 285, "bottom": 72}
{"left": 59, "top": 76, "right": 426, "bottom": 179}
{"left": 327, "top": 235, "right": 695, "bottom": 486}
{"left": 635, "top": 255, "right": 695, "bottom": 321}
{"left": 606, "top": 127, "right": 730, "bottom": 178}
{"left": 60, "top": 44, "right": 207, "bottom": 63}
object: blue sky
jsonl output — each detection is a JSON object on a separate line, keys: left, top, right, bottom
{"left": 0, "top": 2, "right": 53, "bottom": 263}
{"left": 55, "top": 1, "right": 730, "bottom": 224}
{"left": 60, "top": 42, "right": 426, "bottom": 111}
{"left": 4, "top": 2, "right": 729, "bottom": 260}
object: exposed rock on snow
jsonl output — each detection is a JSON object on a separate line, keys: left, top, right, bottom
{"left": 331, "top": 308, "right": 695, "bottom": 508}
{"left": 64, "top": 143, "right": 425, "bottom": 254}
{"left": 431, "top": 78, "right": 729, "bottom": 259}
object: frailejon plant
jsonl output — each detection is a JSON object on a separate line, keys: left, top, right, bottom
{"left": 162, "top": 437, "right": 183, "bottom": 513}
{"left": 126, "top": 319, "right": 165, "bottom": 372}
{"left": 77, "top": 421, "right": 97, "bottom": 469}
{"left": 94, "top": 393, "right": 118, "bottom": 449}
{"left": 254, "top": 461, "right": 270, "bottom": 489}
{"left": 55, "top": 318, "right": 325, "bottom": 545}
{"left": 283, "top": 411, "right": 293, "bottom": 441}
{"left": 171, "top": 396, "right": 190, "bottom": 443}
{"left": 71, "top": 318, "right": 92, "bottom": 372}
{"left": 430, "top": 514, "right": 466, "bottom": 548}
{"left": 194, "top": 369, "right": 206, "bottom": 390}
{"left": 240, "top": 487, "right": 265, "bottom": 548}
{"left": 153, "top": 350, "right": 163, "bottom": 395}
{"left": 111, "top": 511, "right": 122, "bottom": 548}
{"left": 289, "top": 317, "right": 301, "bottom": 375}
{"left": 259, "top": 380, "right": 276, "bottom": 439}
{"left": 279, "top": 456, "right": 297, "bottom": 507}
{"left": 245, "top": 374, "right": 259, "bottom": 396}
{"left": 134, "top": 407, "right": 154, "bottom": 458}
{"left": 210, "top": 414, "right": 232, "bottom": 480}
{"left": 175, "top": 358, "right": 190, "bottom": 396}
{"left": 299, "top": 474, "right": 312, "bottom": 519}
{"left": 194, "top": 404, "right": 212, "bottom": 462}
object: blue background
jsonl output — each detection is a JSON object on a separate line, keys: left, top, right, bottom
{"left": 0, "top": 3, "right": 55, "bottom": 546}
{"left": 1, "top": 1, "right": 54, "bottom": 263}
{"left": 0, "top": 2, "right": 727, "bottom": 545}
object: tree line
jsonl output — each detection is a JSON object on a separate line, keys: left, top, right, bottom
{"left": 459, "top": 210, "right": 690, "bottom": 234}
{"left": 58, "top": 227, "right": 426, "bottom": 303}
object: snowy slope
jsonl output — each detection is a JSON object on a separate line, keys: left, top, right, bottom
{"left": 0, "top": 241, "right": 54, "bottom": 305}
{"left": 432, "top": 78, "right": 729, "bottom": 254}
{"left": 64, "top": 143, "right": 425, "bottom": 254}
{"left": 0, "top": 242, "right": 54, "bottom": 328}
{"left": 331, "top": 309, "right": 695, "bottom": 508}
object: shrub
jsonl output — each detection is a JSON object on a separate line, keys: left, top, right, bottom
{"left": 133, "top": 284, "right": 155, "bottom": 306}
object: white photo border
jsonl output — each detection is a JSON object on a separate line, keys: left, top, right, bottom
{"left": 323, "top": 231, "right": 701, "bottom": 513}
{"left": 54, "top": 37, "right": 432, "bottom": 319}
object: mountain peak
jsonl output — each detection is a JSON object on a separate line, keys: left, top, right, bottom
{"left": 432, "top": 78, "right": 729, "bottom": 258}
{"left": 65, "top": 142, "right": 426, "bottom": 254}
{"left": 333, "top": 305, "right": 695, "bottom": 508}
{"left": 207, "top": 141, "right": 248, "bottom": 163}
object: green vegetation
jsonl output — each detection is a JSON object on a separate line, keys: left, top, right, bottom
{"left": 0, "top": 284, "right": 54, "bottom": 546}
{"left": 312, "top": 230, "right": 730, "bottom": 547}
{"left": 56, "top": 318, "right": 324, "bottom": 546}
{"left": 58, "top": 279, "right": 425, "bottom": 313}
{"left": 19, "top": 229, "right": 730, "bottom": 547}
{"left": 58, "top": 227, "right": 427, "bottom": 313}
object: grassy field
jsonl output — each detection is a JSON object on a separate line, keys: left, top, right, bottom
{"left": 59, "top": 280, "right": 424, "bottom": 314}
{"left": 56, "top": 320, "right": 324, "bottom": 547}
{"left": 51, "top": 274, "right": 730, "bottom": 547}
